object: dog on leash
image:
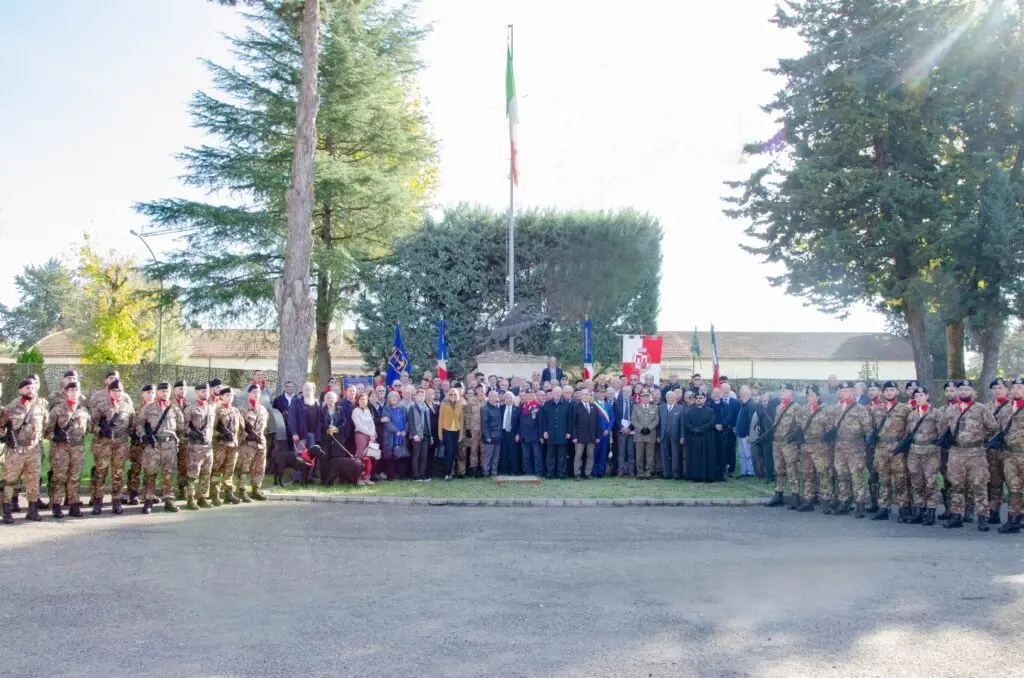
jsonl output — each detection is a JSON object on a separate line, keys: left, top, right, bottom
{"left": 270, "top": 442, "right": 322, "bottom": 487}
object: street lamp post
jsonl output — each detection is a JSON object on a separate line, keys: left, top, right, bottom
{"left": 130, "top": 229, "right": 163, "bottom": 366}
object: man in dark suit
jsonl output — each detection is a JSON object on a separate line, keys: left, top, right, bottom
{"left": 287, "top": 382, "right": 323, "bottom": 452}
{"left": 659, "top": 390, "right": 684, "bottom": 479}
{"left": 542, "top": 386, "right": 572, "bottom": 479}
{"left": 613, "top": 385, "right": 636, "bottom": 476}
{"left": 718, "top": 380, "right": 741, "bottom": 476}
{"left": 571, "top": 389, "right": 601, "bottom": 479}
{"left": 541, "top": 357, "right": 564, "bottom": 386}
{"left": 272, "top": 381, "right": 297, "bottom": 447}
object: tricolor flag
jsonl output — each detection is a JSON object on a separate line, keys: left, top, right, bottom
{"left": 581, "top": 319, "right": 594, "bottom": 380}
{"left": 436, "top": 319, "right": 449, "bottom": 381}
{"left": 506, "top": 44, "right": 519, "bottom": 186}
{"left": 621, "top": 334, "right": 663, "bottom": 384}
{"left": 711, "top": 324, "right": 720, "bottom": 388}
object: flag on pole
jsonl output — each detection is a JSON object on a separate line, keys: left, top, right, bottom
{"left": 690, "top": 326, "right": 701, "bottom": 358}
{"left": 506, "top": 44, "right": 519, "bottom": 186}
{"left": 581, "top": 319, "right": 594, "bottom": 380}
{"left": 621, "top": 335, "right": 664, "bottom": 384}
{"left": 711, "top": 325, "right": 720, "bottom": 388}
{"left": 386, "top": 325, "right": 410, "bottom": 387}
{"left": 436, "top": 319, "right": 449, "bottom": 381}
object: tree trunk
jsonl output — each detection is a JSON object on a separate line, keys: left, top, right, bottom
{"left": 971, "top": 315, "right": 1005, "bottom": 403}
{"left": 944, "top": 319, "right": 966, "bottom": 380}
{"left": 902, "top": 294, "right": 934, "bottom": 386}
{"left": 316, "top": 315, "right": 332, "bottom": 388}
{"left": 315, "top": 198, "right": 334, "bottom": 389}
{"left": 275, "top": 0, "right": 320, "bottom": 390}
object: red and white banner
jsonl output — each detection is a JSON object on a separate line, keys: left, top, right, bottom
{"left": 621, "top": 335, "right": 663, "bottom": 385}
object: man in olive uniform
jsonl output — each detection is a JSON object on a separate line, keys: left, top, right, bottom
{"left": 997, "top": 377, "right": 1024, "bottom": 534}
{"left": 46, "top": 382, "right": 90, "bottom": 518}
{"left": 936, "top": 380, "right": 960, "bottom": 521}
{"left": 986, "top": 378, "right": 1011, "bottom": 525}
{"left": 171, "top": 380, "right": 189, "bottom": 500}
{"left": 905, "top": 387, "right": 944, "bottom": 525}
{"left": 863, "top": 381, "right": 882, "bottom": 512}
{"left": 870, "top": 381, "right": 912, "bottom": 522}
{"left": 942, "top": 380, "right": 1000, "bottom": 530}
{"left": 1, "top": 379, "right": 48, "bottom": 523}
{"left": 763, "top": 384, "right": 802, "bottom": 508}
{"left": 796, "top": 385, "right": 832, "bottom": 512}
{"left": 209, "top": 386, "right": 241, "bottom": 506}
{"left": 126, "top": 384, "right": 156, "bottom": 505}
{"left": 137, "top": 382, "right": 183, "bottom": 513}
{"left": 183, "top": 382, "right": 216, "bottom": 511}
{"left": 831, "top": 381, "right": 874, "bottom": 517}
{"left": 631, "top": 390, "right": 659, "bottom": 479}
{"left": 459, "top": 391, "right": 482, "bottom": 477}
{"left": 90, "top": 379, "right": 136, "bottom": 515}
{"left": 236, "top": 384, "right": 269, "bottom": 501}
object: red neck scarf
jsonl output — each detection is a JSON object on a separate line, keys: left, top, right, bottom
{"left": 884, "top": 398, "right": 896, "bottom": 411}
{"left": 839, "top": 399, "right": 853, "bottom": 408}
{"left": 67, "top": 399, "right": 77, "bottom": 409}
{"left": 158, "top": 399, "right": 168, "bottom": 408}
{"left": 995, "top": 396, "right": 1009, "bottom": 405}
{"left": 960, "top": 399, "right": 973, "bottom": 410}
{"left": 917, "top": 403, "right": 929, "bottom": 414}
{"left": 249, "top": 398, "right": 258, "bottom": 408}
{"left": 176, "top": 396, "right": 186, "bottom": 407}
{"left": 1014, "top": 399, "right": 1024, "bottom": 410}
{"left": 947, "top": 398, "right": 959, "bottom": 406}
{"left": 809, "top": 402, "right": 819, "bottom": 412}
{"left": 870, "top": 398, "right": 881, "bottom": 406}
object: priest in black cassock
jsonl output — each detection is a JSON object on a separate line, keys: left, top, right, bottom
{"left": 684, "top": 391, "right": 719, "bottom": 482}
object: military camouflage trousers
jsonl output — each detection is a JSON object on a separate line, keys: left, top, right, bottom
{"left": 143, "top": 441, "right": 178, "bottom": 501}
{"left": 176, "top": 441, "right": 188, "bottom": 490}
{"left": 773, "top": 443, "right": 800, "bottom": 495}
{"left": 3, "top": 445, "right": 42, "bottom": 503}
{"left": 211, "top": 443, "right": 238, "bottom": 491}
{"left": 1003, "top": 453, "right": 1024, "bottom": 517}
{"left": 834, "top": 446, "right": 867, "bottom": 504}
{"left": 875, "top": 442, "right": 910, "bottom": 509}
{"left": 92, "top": 437, "right": 129, "bottom": 500}
{"left": 987, "top": 448, "right": 1005, "bottom": 514}
{"left": 185, "top": 444, "right": 214, "bottom": 500}
{"left": 948, "top": 448, "right": 989, "bottom": 517}
{"left": 801, "top": 444, "right": 833, "bottom": 501}
{"left": 126, "top": 444, "right": 144, "bottom": 494}
{"left": 50, "top": 442, "right": 84, "bottom": 506}
{"left": 907, "top": 446, "right": 941, "bottom": 509}
{"left": 235, "top": 441, "right": 267, "bottom": 490}
{"left": 458, "top": 435, "right": 481, "bottom": 475}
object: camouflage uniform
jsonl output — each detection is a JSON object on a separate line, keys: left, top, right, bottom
{"left": 236, "top": 399, "right": 269, "bottom": 497}
{"left": 210, "top": 402, "right": 241, "bottom": 499}
{"left": 772, "top": 401, "right": 802, "bottom": 497}
{"left": 905, "top": 406, "right": 943, "bottom": 509}
{"left": 799, "top": 404, "right": 833, "bottom": 502}
{"left": 459, "top": 399, "right": 482, "bottom": 476}
{"left": 943, "top": 402, "right": 999, "bottom": 518}
{"left": 831, "top": 402, "right": 873, "bottom": 505}
{"left": 988, "top": 399, "right": 1012, "bottom": 516}
{"left": 183, "top": 400, "right": 216, "bottom": 505}
{"left": 173, "top": 396, "right": 189, "bottom": 497}
{"left": 1, "top": 398, "right": 47, "bottom": 504}
{"left": 871, "top": 400, "right": 911, "bottom": 509}
{"left": 996, "top": 402, "right": 1024, "bottom": 519}
{"left": 90, "top": 396, "right": 136, "bottom": 504}
{"left": 136, "top": 400, "right": 182, "bottom": 502}
{"left": 46, "top": 399, "right": 90, "bottom": 507}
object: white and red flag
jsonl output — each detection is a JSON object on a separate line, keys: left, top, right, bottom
{"left": 621, "top": 335, "right": 663, "bottom": 385}
{"left": 506, "top": 45, "right": 519, "bottom": 186}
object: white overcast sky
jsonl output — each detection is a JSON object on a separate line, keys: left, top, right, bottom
{"left": 0, "top": 0, "right": 886, "bottom": 332}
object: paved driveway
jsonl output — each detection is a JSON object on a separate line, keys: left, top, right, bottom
{"left": 2, "top": 504, "right": 1023, "bottom": 677}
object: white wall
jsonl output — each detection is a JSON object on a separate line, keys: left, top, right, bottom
{"left": 660, "top": 359, "right": 916, "bottom": 380}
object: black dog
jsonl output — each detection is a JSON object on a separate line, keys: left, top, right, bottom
{"left": 269, "top": 441, "right": 321, "bottom": 487}
{"left": 320, "top": 454, "right": 365, "bottom": 486}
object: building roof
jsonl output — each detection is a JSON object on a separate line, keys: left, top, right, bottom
{"left": 33, "top": 329, "right": 80, "bottom": 359}
{"left": 660, "top": 331, "right": 913, "bottom": 362}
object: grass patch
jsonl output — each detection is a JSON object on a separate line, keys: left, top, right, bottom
{"left": 269, "top": 476, "right": 775, "bottom": 500}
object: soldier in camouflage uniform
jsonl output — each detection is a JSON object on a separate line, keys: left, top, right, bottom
{"left": 942, "top": 380, "right": 999, "bottom": 531}
{"left": 936, "top": 380, "right": 960, "bottom": 521}
{"left": 870, "top": 381, "right": 911, "bottom": 522}
{"left": 209, "top": 386, "right": 241, "bottom": 506}
{"left": 125, "top": 384, "right": 155, "bottom": 505}
{"left": 90, "top": 379, "right": 136, "bottom": 515}
{"left": 2, "top": 379, "right": 47, "bottom": 523}
{"left": 46, "top": 382, "right": 90, "bottom": 518}
{"left": 863, "top": 381, "right": 882, "bottom": 512}
{"left": 830, "top": 381, "right": 874, "bottom": 518}
{"left": 904, "top": 387, "right": 943, "bottom": 525}
{"left": 136, "top": 382, "right": 183, "bottom": 514}
{"left": 796, "top": 385, "right": 832, "bottom": 513}
{"left": 763, "top": 384, "right": 802, "bottom": 508}
{"left": 459, "top": 391, "right": 483, "bottom": 477}
{"left": 171, "top": 380, "right": 189, "bottom": 500}
{"left": 236, "top": 384, "right": 269, "bottom": 501}
{"left": 182, "top": 382, "right": 216, "bottom": 511}
{"left": 997, "top": 377, "right": 1024, "bottom": 534}
{"left": 986, "top": 378, "right": 1011, "bottom": 525}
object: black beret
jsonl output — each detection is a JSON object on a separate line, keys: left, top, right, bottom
{"left": 1013, "top": 377, "right": 1024, "bottom": 386}
{"left": 64, "top": 382, "right": 78, "bottom": 391}
{"left": 219, "top": 387, "right": 232, "bottom": 396}
{"left": 869, "top": 381, "right": 883, "bottom": 389}
{"left": 944, "top": 380, "right": 958, "bottom": 389}
{"left": 63, "top": 370, "right": 77, "bottom": 378}
{"left": 781, "top": 383, "right": 795, "bottom": 391}
{"left": 156, "top": 382, "right": 170, "bottom": 390}
{"left": 208, "top": 378, "right": 223, "bottom": 389}
{"left": 247, "top": 384, "right": 260, "bottom": 393}
{"left": 839, "top": 380, "right": 855, "bottom": 389}
{"left": 990, "top": 378, "right": 1006, "bottom": 388}
{"left": 106, "top": 370, "right": 119, "bottom": 378}
{"left": 905, "top": 380, "right": 919, "bottom": 389}
{"left": 958, "top": 379, "right": 974, "bottom": 388}
{"left": 173, "top": 380, "right": 185, "bottom": 389}
{"left": 141, "top": 384, "right": 154, "bottom": 393}
{"left": 805, "top": 384, "right": 820, "bottom": 396}
{"left": 18, "top": 379, "right": 33, "bottom": 390}
{"left": 194, "top": 382, "right": 209, "bottom": 391}
{"left": 913, "top": 386, "right": 928, "bottom": 395}
{"left": 882, "top": 381, "right": 898, "bottom": 389}
{"left": 719, "top": 375, "right": 728, "bottom": 382}
{"left": 109, "top": 379, "right": 122, "bottom": 390}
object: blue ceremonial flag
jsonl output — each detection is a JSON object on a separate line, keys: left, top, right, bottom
{"left": 581, "top": 319, "right": 594, "bottom": 380}
{"left": 386, "top": 325, "right": 411, "bottom": 387}
{"left": 436, "top": 319, "right": 449, "bottom": 380}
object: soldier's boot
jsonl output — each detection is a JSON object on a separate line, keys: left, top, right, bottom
{"left": 867, "top": 479, "right": 879, "bottom": 513}
{"left": 937, "top": 490, "right": 953, "bottom": 520}
{"left": 854, "top": 502, "right": 866, "bottom": 519}
{"left": 821, "top": 501, "right": 836, "bottom": 516}
{"left": 908, "top": 507, "right": 924, "bottom": 524}
{"left": 239, "top": 488, "right": 252, "bottom": 504}
{"left": 223, "top": 488, "right": 240, "bottom": 505}
{"left": 11, "top": 494, "right": 21, "bottom": 512}
{"left": 127, "top": 489, "right": 140, "bottom": 506}
{"left": 871, "top": 508, "right": 890, "bottom": 521}
{"left": 977, "top": 514, "right": 990, "bottom": 532}
{"left": 998, "top": 515, "right": 1020, "bottom": 534}
{"left": 164, "top": 498, "right": 179, "bottom": 513}
{"left": 834, "top": 500, "right": 851, "bottom": 515}
{"left": 197, "top": 497, "right": 212, "bottom": 509}
{"left": 762, "top": 492, "right": 785, "bottom": 507}
{"left": 786, "top": 493, "right": 800, "bottom": 510}
{"left": 175, "top": 485, "right": 186, "bottom": 501}
{"left": 2, "top": 503, "right": 13, "bottom": 524}
{"left": 112, "top": 498, "right": 123, "bottom": 515}
{"left": 896, "top": 507, "right": 911, "bottom": 523}
{"left": 795, "top": 498, "right": 814, "bottom": 512}
{"left": 91, "top": 497, "right": 103, "bottom": 515}
{"left": 35, "top": 497, "right": 48, "bottom": 510}
{"left": 142, "top": 500, "right": 153, "bottom": 515}
{"left": 963, "top": 507, "right": 975, "bottom": 524}
{"left": 69, "top": 503, "right": 83, "bottom": 518}
{"left": 25, "top": 504, "right": 42, "bottom": 522}
{"left": 943, "top": 513, "right": 964, "bottom": 529}
{"left": 52, "top": 503, "right": 63, "bottom": 519}
{"left": 63, "top": 497, "right": 70, "bottom": 507}
{"left": 185, "top": 492, "right": 199, "bottom": 510}
{"left": 209, "top": 486, "right": 222, "bottom": 507}
{"left": 250, "top": 487, "right": 267, "bottom": 501}
{"left": 987, "top": 507, "right": 1001, "bottom": 525}
{"left": 922, "top": 508, "right": 936, "bottom": 526}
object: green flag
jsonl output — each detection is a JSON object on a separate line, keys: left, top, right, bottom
{"left": 690, "top": 326, "right": 701, "bottom": 358}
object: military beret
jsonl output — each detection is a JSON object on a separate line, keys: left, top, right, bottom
{"left": 781, "top": 383, "right": 795, "bottom": 391}
{"left": 109, "top": 379, "right": 122, "bottom": 390}
{"left": 173, "top": 380, "right": 185, "bottom": 389}
{"left": 106, "top": 370, "right": 119, "bottom": 378}
{"left": 247, "top": 384, "right": 260, "bottom": 393}
{"left": 868, "top": 381, "right": 882, "bottom": 389}
{"left": 208, "top": 378, "right": 223, "bottom": 389}
{"left": 63, "top": 382, "right": 78, "bottom": 391}
{"left": 141, "top": 384, "right": 154, "bottom": 393}
{"left": 905, "top": 380, "right": 919, "bottom": 389}
{"left": 719, "top": 375, "right": 729, "bottom": 382}
{"left": 18, "top": 379, "right": 33, "bottom": 390}
{"left": 944, "top": 380, "right": 958, "bottom": 389}
{"left": 1013, "top": 377, "right": 1024, "bottom": 386}
{"left": 958, "top": 379, "right": 973, "bottom": 388}
{"left": 839, "top": 380, "right": 855, "bottom": 389}
{"left": 805, "top": 384, "right": 820, "bottom": 396}
{"left": 219, "top": 387, "right": 232, "bottom": 396}
{"left": 913, "top": 386, "right": 928, "bottom": 395}
{"left": 990, "top": 377, "right": 1006, "bottom": 388}
{"left": 63, "top": 370, "right": 77, "bottom": 378}
{"left": 156, "top": 382, "right": 170, "bottom": 391}
{"left": 882, "top": 381, "right": 897, "bottom": 389}
{"left": 194, "top": 382, "right": 209, "bottom": 391}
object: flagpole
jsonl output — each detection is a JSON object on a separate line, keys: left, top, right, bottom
{"left": 507, "top": 23, "right": 516, "bottom": 354}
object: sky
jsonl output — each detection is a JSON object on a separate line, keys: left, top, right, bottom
{"left": 0, "top": 0, "right": 887, "bottom": 334}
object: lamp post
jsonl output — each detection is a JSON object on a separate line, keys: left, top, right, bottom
{"left": 130, "top": 229, "right": 163, "bottom": 366}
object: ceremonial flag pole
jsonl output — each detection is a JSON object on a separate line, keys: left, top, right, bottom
{"left": 506, "top": 24, "right": 518, "bottom": 352}
{"left": 581, "top": 318, "right": 594, "bottom": 380}
{"left": 711, "top": 324, "right": 720, "bottom": 388}
{"left": 436, "top": 318, "right": 449, "bottom": 380}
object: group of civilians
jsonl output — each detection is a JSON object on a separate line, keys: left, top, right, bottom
{"left": 269, "top": 357, "right": 784, "bottom": 485}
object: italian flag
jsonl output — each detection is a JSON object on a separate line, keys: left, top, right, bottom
{"left": 506, "top": 45, "right": 519, "bottom": 186}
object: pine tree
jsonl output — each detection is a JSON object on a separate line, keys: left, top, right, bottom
{"left": 0, "top": 258, "right": 78, "bottom": 349}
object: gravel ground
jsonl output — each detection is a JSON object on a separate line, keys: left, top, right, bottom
{"left": 2, "top": 503, "right": 1023, "bottom": 677}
